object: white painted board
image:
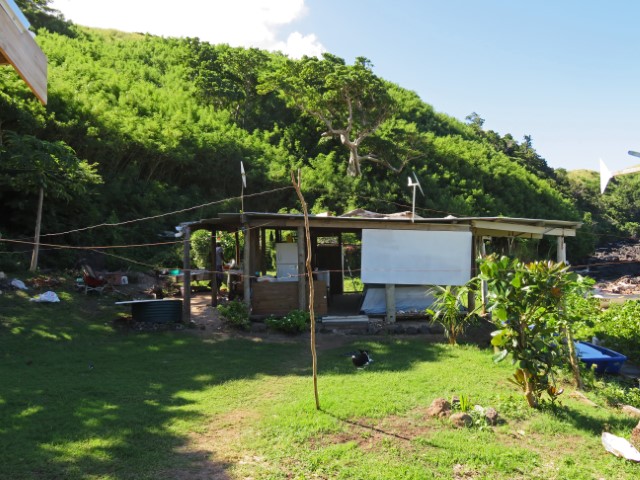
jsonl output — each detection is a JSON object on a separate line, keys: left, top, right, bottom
{"left": 361, "top": 229, "right": 472, "bottom": 286}
{"left": 276, "top": 243, "right": 298, "bottom": 279}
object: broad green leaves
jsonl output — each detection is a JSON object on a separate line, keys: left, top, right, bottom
{"left": 426, "top": 285, "right": 478, "bottom": 345}
{"left": 479, "top": 255, "right": 590, "bottom": 408}
{"left": 1, "top": 130, "right": 101, "bottom": 200}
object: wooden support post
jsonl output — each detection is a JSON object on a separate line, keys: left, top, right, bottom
{"left": 182, "top": 226, "right": 191, "bottom": 324}
{"left": 385, "top": 284, "right": 396, "bottom": 323}
{"left": 311, "top": 233, "right": 318, "bottom": 270}
{"left": 297, "top": 226, "right": 306, "bottom": 311}
{"left": 468, "top": 236, "right": 478, "bottom": 313}
{"left": 235, "top": 230, "right": 240, "bottom": 265}
{"left": 480, "top": 238, "right": 488, "bottom": 314}
{"left": 557, "top": 236, "right": 567, "bottom": 264}
{"left": 261, "top": 228, "right": 267, "bottom": 276}
{"left": 29, "top": 186, "right": 44, "bottom": 271}
{"left": 250, "top": 229, "right": 261, "bottom": 277}
{"left": 339, "top": 232, "right": 344, "bottom": 294}
{"left": 243, "top": 225, "right": 251, "bottom": 308}
{"left": 211, "top": 230, "right": 217, "bottom": 307}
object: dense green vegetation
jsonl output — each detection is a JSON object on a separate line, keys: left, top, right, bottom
{"left": 2, "top": 3, "right": 639, "bottom": 271}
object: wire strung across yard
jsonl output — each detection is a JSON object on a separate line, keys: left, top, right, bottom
{"left": 33, "top": 186, "right": 294, "bottom": 238}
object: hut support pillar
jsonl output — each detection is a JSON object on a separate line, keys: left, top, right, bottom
{"left": 385, "top": 284, "right": 396, "bottom": 323}
{"left": 557, "top": 236, "right": 567, "bottom": 264}
{"left": 297, "top": 226, "right": 306, "bottom": 311}
{"left": 211, "top": 230, "right": 218, "bottom": 307}
{"left": 182, "top": 226, "right": 191, "bottom": 324}
{"left": 243, "top": 224, "right": 251, "bottom": 308}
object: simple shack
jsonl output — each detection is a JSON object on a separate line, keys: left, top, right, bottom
{"left": 176, "top": 211, "right": 581, "bottom": 323}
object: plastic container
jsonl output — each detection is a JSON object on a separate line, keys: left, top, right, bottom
{"left": 576, "top": 341, "right": 627, "bottom": 374}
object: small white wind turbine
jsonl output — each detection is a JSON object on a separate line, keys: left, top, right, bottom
{"left": 600, "top": 151, "right": 640, "bottom": 193}
{"left": 407, "top": 170, "right": 425, "bottom": 223}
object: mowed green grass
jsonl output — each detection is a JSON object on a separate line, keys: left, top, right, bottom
{"left": 1, "top": 287, "right": 638, "bottom": 479}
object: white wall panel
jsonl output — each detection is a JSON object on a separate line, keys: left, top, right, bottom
{"left": 361, "top": 229, "right": 472, "bottom": 286}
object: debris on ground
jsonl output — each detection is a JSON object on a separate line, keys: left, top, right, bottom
{"left": 29, "top": 275, "right": 63, "bottom": 289}
{"left": 30, "top": 291, "right": 61, "bottom": 303}
{"left": 622, "top": 405, "right": 640, "bottom": 419}
{"left": 10, "top": 279, "right": 28, "bottom": 290}
{"left": 601, "top": 432, "right": 640, "bottom": 462}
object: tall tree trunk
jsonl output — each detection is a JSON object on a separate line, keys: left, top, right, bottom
{"left": 29, "top": 186, "right": 44, "bottom": 272}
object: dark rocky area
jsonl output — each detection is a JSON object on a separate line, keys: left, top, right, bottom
{"left": 578, "top": 240, "right": 640, "bottom": 294}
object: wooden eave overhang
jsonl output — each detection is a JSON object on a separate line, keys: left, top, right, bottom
{"left": 0, "top": 0, "right": 47, "bottom": 104}
{"left": 186, "top": 212, "right": 581, "bottom": 238}
{"left": 469, "top": 217, "right": 579, "bottom": 239}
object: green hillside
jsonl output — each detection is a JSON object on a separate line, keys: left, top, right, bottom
{"left": 2, "top": 4, "right": 635, "bottom": 269}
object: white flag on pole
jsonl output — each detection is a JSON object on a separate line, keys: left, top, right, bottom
{"left": 240, "top": 161, "right": 247, "bottom": 188}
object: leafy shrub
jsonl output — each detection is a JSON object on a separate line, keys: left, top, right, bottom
{"left": 190, "top": 229, "right": 212, "bottom": 269}
{"left": 564, "top": 285, "right": 601, "bottom": 339}
{"left": 217, "top": 300, "right": 250, "bottom": 330}
{"left": 265, "top": 310, "right": 310, "bottom": 334}
{"left": 480, "top": 255, "right": 590, "bottom": 408}
{"left": 588, "top": 300, "right": 640, "bottom": 364}
{"left": 588, "top": 376, "right": 640, "bottom": 408}
{"left": 426, "top": 285, "right": 478, "bottom": 345}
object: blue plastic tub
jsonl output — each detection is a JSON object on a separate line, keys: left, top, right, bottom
{"left": 575, "top": 341, "right": 627, "bottom": 374}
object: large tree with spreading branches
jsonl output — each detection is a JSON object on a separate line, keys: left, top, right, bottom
{"left": 261, "top": 54, "right": 401, "bottom": 176}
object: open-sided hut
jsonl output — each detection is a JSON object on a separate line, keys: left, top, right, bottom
{"left": 177, "top": 211, "right": 581, "bottom": 323}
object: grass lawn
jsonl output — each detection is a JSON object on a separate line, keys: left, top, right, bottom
{"left": 1, "top": 280, "right": 639, "bottom": 479}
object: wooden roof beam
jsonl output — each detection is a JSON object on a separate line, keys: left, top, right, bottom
{"left": 473, "top": 229, "right": 543, "bottom": 239}
{"left": 471, "top": 220, "right": 576, "bottom": 237}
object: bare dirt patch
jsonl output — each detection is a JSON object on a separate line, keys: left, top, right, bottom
{"left": 309, "top": 409, "right": 442, "bottom": 454}
{"left": 167, "top": 408, "right": 269, "bottom": 480}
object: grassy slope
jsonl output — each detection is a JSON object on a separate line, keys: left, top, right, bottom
{"left": 0, "top": 280, "right": 638, "bottom": 479}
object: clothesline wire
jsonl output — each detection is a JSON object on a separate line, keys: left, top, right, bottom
{"left": 37, "top": 186, "right": 294, "bottom": 238}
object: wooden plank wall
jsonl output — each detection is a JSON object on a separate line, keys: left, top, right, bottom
{"left": 0, "top": 3, "right": 47, "bottom": 103}
{"left": 252, "top": 281, "right": 328, "bottom": 316}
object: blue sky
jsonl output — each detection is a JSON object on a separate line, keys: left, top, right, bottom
{"left": 50, "top": 0, "right": 640, "bottom": 172}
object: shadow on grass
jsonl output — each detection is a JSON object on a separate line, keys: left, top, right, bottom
{"left": 0, "top": 290, "right": 456, "bottom": 479}
{"left": 317, "top": 338, "right": 453, "bottom": 375}
{"left": 542, "top": 403, "right": 639, "bottom": 436}
{"left": 319, "top": 409, "right": 413, "bottom": 442}
{"left": 0, "top": 291, "right": 305, "bottom": 479}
